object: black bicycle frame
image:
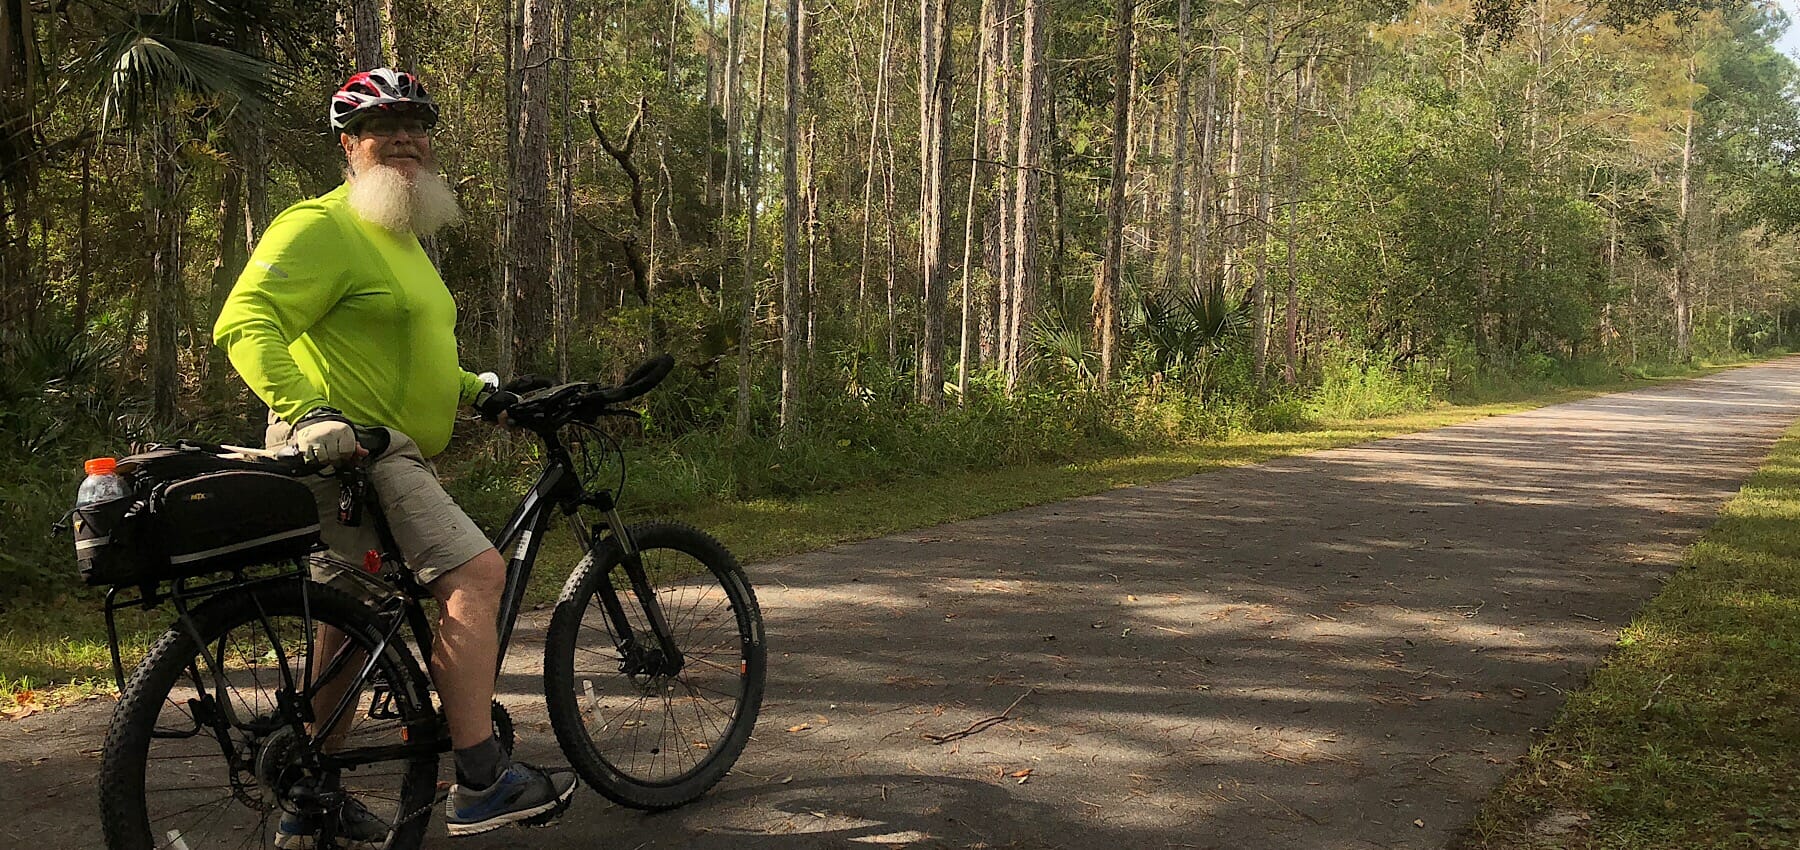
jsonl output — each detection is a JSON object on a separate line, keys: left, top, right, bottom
{"left": 163, "top": 423, "right": 690, "bottom": 772}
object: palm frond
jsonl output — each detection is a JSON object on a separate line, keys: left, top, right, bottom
{"left": 1031, "top": 311, "right": 1097, "bottom": 386}
{"left": 83, "top": 2, "right": 289, "bottom": 134}
{"left": 1123, "top": 286, "right": 1250, "bottom": 375}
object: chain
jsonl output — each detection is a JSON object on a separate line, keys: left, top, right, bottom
{"left": 388, "top": 786, "right": 449, "bottom": 832}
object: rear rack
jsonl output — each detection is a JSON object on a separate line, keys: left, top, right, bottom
{"left": 100, "top": 562, "right": 310, "bottom": 692}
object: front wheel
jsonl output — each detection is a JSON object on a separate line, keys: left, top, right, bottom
{"left": 543, "top": 521, "right": 766, "bottom": 810}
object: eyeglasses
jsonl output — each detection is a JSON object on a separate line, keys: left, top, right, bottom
{"left": 352, "top": 118, "right": 432, "bottom": 139}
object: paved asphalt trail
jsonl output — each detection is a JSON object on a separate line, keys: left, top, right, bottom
{"left": 8, "top": 358, "right": 1800, "bottom": 849}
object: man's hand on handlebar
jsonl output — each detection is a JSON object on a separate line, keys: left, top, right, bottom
{"left": 469, "top": 357, "right": 674, "bottom": 431}
{"left": 294, "top": 406, "right": 360, "bottom": 464}
{"left": 475, "top": 374, "right": 552, "bottom": 427}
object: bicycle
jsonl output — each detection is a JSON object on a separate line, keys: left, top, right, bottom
{"left": 92, "top": 355, "right": 767, "bottom": 850}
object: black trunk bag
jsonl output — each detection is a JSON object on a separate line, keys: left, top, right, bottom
{"left": 72, "top": 445, "right": 322, "bottom": 587}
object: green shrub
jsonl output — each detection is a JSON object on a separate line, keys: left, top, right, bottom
{"left": 1306, "top": 350, "right": 1435, "bottom": 421}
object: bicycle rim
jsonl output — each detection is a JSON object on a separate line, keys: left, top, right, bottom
{"left": 102, "top": 581, "right": 437, "bottom": 850}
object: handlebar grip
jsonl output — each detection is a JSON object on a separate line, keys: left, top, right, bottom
{"left": 603, "top": 354, "right": 675, "bottom": 403}
{"left": 271, "top": 425, "right": 391, "bottom": 476}
{"left": 353, "top": 426, "right": 391, "bottom": 459}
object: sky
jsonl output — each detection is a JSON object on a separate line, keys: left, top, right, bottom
{"left": 1781, "top": 0, "right": 1800, "bottom": 58}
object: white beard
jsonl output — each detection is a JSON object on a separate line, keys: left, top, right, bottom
{"left": 345, "top": 163, "right": 462, "bottom": 236}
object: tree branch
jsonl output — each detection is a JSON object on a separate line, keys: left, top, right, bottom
{"left": 586, "top": 97, "right": 651, "bottom": 305}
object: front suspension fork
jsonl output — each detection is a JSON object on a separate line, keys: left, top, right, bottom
{"left": 586, "top": 508, "right": 685, "bottom": 677}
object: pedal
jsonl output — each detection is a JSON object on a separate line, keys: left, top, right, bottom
{"left": 366, "top": 683, "right": 401, "bottom": 720}
{"left": 517, "top": 794, "right": 575, "bottom": 828}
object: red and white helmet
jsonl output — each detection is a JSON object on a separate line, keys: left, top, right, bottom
{"left": 329, "top": 68, "right": 440, "bottom": 133}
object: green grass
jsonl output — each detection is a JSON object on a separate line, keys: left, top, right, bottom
{"left": 0, "top": 356, "right": 1767, "bottom": 713}
{"left": 1455, "top": 417, "right": 1800, "bottom": 848}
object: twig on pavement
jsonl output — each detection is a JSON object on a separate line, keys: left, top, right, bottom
{"left": 924, "top": 688, "right": 1035, "bottom": 745}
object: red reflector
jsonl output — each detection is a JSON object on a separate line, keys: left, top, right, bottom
{"left": 363, "top": 550, "right": 382, "bottom": 573}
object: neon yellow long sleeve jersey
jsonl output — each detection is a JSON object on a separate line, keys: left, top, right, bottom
{"left": 214, "top": 183, "right": 486, "bottom": 458}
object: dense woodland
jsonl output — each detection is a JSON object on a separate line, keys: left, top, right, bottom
{"left": 4, "top": 0, "right": 1800, "bottom": 590}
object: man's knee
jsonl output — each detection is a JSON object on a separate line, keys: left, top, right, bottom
{"left": 430, "top": 549, "right": 506, "bottom": 606}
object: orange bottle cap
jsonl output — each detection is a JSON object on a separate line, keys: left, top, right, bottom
{"left": 85, "top": 457, "right": 118, "bottom": 475}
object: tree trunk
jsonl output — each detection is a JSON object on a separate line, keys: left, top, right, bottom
{"left": 384, "top": 0, "right": 413, "bottom": 69}
{"left": 240, "top": 28, "right": 272, "bottom": 254}
{"left": 883, "top": 62, "right": 899, "bottom": 364}
{"left": 498, "top": 0, "right": 521, "bottom": 376}
{"left": 1673, "top": 55, "right": 1696, "bottom": 361}
{"left": 918, "top": 0, "right": 936, "bottom": 247}
{"left": 1096, "top": 0, "right": 1133, "bottom": 386}
{"left": 75, "top": 143, "right": 93, "bottom": 334}
{"left": 0, "top": 0, "right": 38, "bottom": 335}
{"left": 798, "top": 1, "right": 816, "bottom": 354}
{"left": 984, "top": 0, "right": 1012, "bottom": 370}
{"left": 1223, "top": 54, "right": 1244, "bottom": 293}
{"left": 958, "top": 0, "right": 994, "bottom": 398}
{"left": 1048, "top": 93, "right": 1066, "bottom": 290}
{"left": 508, "top": 0, "right": 554, "bottom": 375}
{"left": 917, "top": 0, "right": 953, "bottom": 405}
{"left": 1161, "top": 0, "right": 1191, "bottom": 296}
{"left": 721, "top": 0, "right": 742, "bottom": 322}
{"left": 149, "top": 118, "right": 185, "bottom": 423}
{"left": 1008, "top": 0, "right": 1047, "bottom": 391}
{"left": 554, "top": 0, "right": 575, "bottom": 380}
{"left": 1283, "top": 52, "right": 1306, "bottom": 384}
{"left": 737, "top": 0, "right": 774, "bottom": 435}
{"left": 592, "top": 103, "right": 650, "bottom": 305}
{"left": 780, "top": 0, "right": 804, "bottom": 435}
{"left": 856, "top": 0, "right": 895, "bottom": 325}
{"left": 805, "top": 123, "right": 818, "bottom": 352}
{"left": 1195, "top": 26, "right": 1217, "bottom": 296}
{"left": 1250, "top": 8, "right": 1274, "bottom": 392}
{"left": 207, "top": 163, "right": 246, "bottom": 388}
{"left": 352, "top": 0, "right": 384, "bottom": 68}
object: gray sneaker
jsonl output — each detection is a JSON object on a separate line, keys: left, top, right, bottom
{"left": 272, "top": 796, "right": 389, "bottom": 848}
{"left": 443, "top": 762, "right": 578, "bottom": 837}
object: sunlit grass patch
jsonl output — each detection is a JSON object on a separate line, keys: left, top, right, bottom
{"left": 0, "top": 603, "right": 160, "bottom": 713}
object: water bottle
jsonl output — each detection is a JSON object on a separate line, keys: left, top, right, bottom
{"left": 76, "top": 457, "right": 132, "bottom": 506}
{"left": 73, "top": 457, "right": 136, "bottom": 583}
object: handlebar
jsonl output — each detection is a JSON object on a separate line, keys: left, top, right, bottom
{"left": 256, "top": 424, "right": 390, "bottom": 477}
{"left": 250, "top": 355, "right": 674, "bottom": 474}
{"left": 503, "top": 354, "right": 675, "bottom": 431}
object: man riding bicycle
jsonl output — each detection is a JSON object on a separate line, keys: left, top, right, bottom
{"left": 213, "top": 68, "right": 576, "bottom": 845}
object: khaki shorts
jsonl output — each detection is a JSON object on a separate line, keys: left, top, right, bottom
{"left": 267, "top": 414, "right": 492, "bottom": 595}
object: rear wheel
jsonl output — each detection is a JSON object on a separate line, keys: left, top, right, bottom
{"left": 544, "top": 521, "right": 766, "bottom": 810}
{"left": 100, "top": 580, "right": 439, "bottom": 850}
